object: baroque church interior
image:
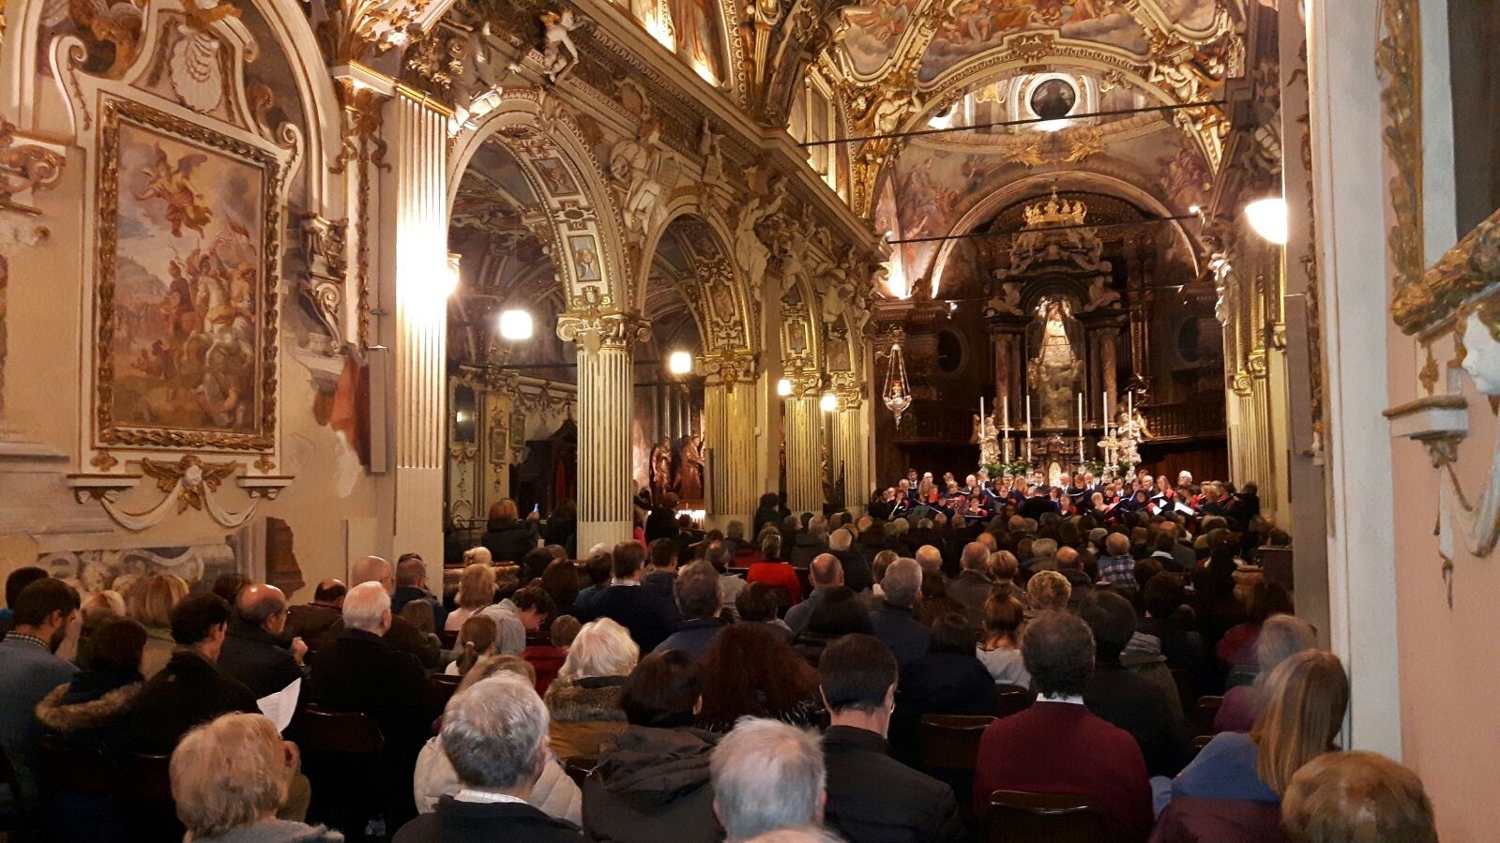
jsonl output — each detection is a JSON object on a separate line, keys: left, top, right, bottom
{"left": 0, "top": 0, "right": 1497, "bottom": 839}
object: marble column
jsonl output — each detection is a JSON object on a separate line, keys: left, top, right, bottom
{"left": 375, "top": 91, "right": 448, "bottom": 583}
{"left": 783, "top": 375, "right": 822, "bottom": 514}
{"left": 704, "top": 368, "right": 760, "bottom": 523}
{"left": 560, "top": 313, "right": 645, "bottom": 553}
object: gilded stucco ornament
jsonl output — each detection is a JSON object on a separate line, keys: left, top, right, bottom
{"left": 1377, "top": 0, "right": 1424, "bottom": 313}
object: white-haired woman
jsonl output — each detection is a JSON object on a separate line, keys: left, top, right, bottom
{"left": 444, "top": 561, "right": 497, "bottom": 632}
{"left": 543, "top": 617, "right": 639, "bottom": 760}
{"left": 170, "top": 713, "right": 341, "bottom": 842}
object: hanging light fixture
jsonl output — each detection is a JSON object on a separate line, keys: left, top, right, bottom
{"left": 668, "top": 351, "right": 693, "bottom": 375}
{"left": 883, "top": 343, "right": 912, "bottom": 425}
{"left": 1244, "top": 197, "right": 1289, "bottom": 245}
{"left": 776, "top": 378, "right": 793, "bottom": 397}
{"left": 498, "top": 309, "right": 534, "bottom": 341}
{"left": 820, "top": 393, "right": 839, "bottom": 413}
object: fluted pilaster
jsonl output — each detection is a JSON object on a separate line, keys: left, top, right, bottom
{"left": 831, "top": 400, "right": 869, "bottom": 512}
{"left": 784, "top": 375, "right": 822, "bottom": 514}
{"left": 704, "top": 372, "right": 760, "bottom": 522}
{"left": 559, "top": 312, "right": 647, "bottom": 552}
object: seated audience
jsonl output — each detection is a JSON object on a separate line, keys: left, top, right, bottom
{"left": 1281, "top": 751, "right": 1438, "bottom": 843}
{"left": 977, "top": 590, "right": 1031, "bottom": 687}
{"left": 973, "top": 612, "right": 1153, "bottom": 843}
{"left": 1216, "top": 614, "right": 1318, "bottom": 733}
{"left": 391, "top": 553, "right": 447, "bottom": 632}
{"left": 710, "top": 718, "right": 826, "bottom": 842}
{"left": 784, "top": 554, "right": 842, "bottom": 636}
{"left": 0, "top": 566, "right": 49, "bottom": 637}
{"left": 1099, "top": 532, "right": 1138, "bottom": 586}
{"left": 544, "top": 618, "right": 638, "bottom": 760}
{"left": 481, "top": 498, "right": 542, "bottom": 565}
{"left": 524, "top": 615, "right": 581, "bottom": 696}
{"left": 892, "top": 613, "right": 996, "bottom": 761}
{"left": 1217, "top": 581, "right": 1295, "bottom": 677}
{"left": 541, "top": 559, "right": 582, "bottom": 618}
{"left": 286, "top": 580, "right": 346, "bottom": 652}
{"left": 395, "top": 673, "right": 586, "bottom": 843}
{"left": 1136, "top": 573, "right": 1209, "bottom": 683}
{"left": 0, "top": 577, "right": 80, "bottom": 810}
{"left": 1174, "top": 649, "right": 1349, "bottom": 804}
{"left": 946, "top": 542, "right": 995, "bottom": 625}
{"left": 75, "top": 589, "right": 126, "bottom": 666}
{"left": 219, "top": 583, "right": 305, "bottom": 700}
{"left": 126, "top": 573, "right": 189, "bottom": 678}
{"left": 446, "top": 563, "right": 497, "bottom": 633}
{"left": 170, "top": 713, "right": 340, "bottom": 843}
{"left": 414, "top": 655, "right": 581, "bottom": 823}
{"left": 573, "top": 547, "right": 614, "bottom": 618}
{"left": 126, "top": 592, "right": 260, "bottom": 756}
{"left": 818, "top": 634, "right": 962, "bottom": 843}
{"left": 868, "top": 558, "right": 930, "bottom": 668}
{"left": 792, "top": 586, "right": 872, "bottom": 665}
{"left": 480, "top": 583, "right": 554, "bottom": 657}
{"left": 697, "top": 623, "right": 823, "bottom": 733}
{"left": 577, "top": 542, "right": 676, "bottom": 653}
{"left": 986, "top": 551, "right": 1025, "bottom": 606}
{"left": 1026, "top": 569, "right": 1072, "bottom": 615}
{"left": 735, "top": 583, "right": 796, "bottom": 643}
{"left": 827, "top": 529, "right": 872, "bottom": 594}
{"left": 789, "top": 516, "right": 831, "bottom": 568}
{"left": 583, "top": 651, "right": 721, "bottom": 843}
{"left": 703, "top": 541, "right": 746, "bottom": 619}
{"left": 344, "top": 556, "right": 440, "bottom": 669}
{"left": 643, "top": 539, "right": 681, "bottom": 606}
{"left": 1079, "top": 590, "right": 1192, "bottom": 777}
{"left": 653, "top": 562, "right": 726, "bottom": 660}
{"left": 446, "top": 614, "right": 499, "bottom": 677}
{"left": 746, "top": 533, "right": 803, "bottom": 605}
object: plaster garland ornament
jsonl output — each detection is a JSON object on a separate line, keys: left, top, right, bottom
{"left": 100, "top": 455, "right": 259, "bottom": 531}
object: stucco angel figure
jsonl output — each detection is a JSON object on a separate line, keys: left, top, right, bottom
{"left": 872, "top": 90, "right": 921, "bottom": 135}
{"left": 539, "top": 9, "right": 581, "bottom": 83}
{"left": 733, "top": 180, "right": 786, "bottom": 303}
{"left": 610, "top": 122, "right": 668, "bottom": 233}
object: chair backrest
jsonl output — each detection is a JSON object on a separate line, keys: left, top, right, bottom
{"left": 38, "top": 737, "right": 120, "bottom": 794}
{"left": 1191, "top": 695, "right": 1224, "bottom": 736}
{"left": 299, "top": 705, "right": 386, "bottom": 756}
{"left": 917, "top": 714, "right": 995, "bottom": 772}
{"left": 993, "top": 684, "right": 1034, "bottom": 719}
{"left": 1169, "top": 668, "right": 1197, "bottom": 713}
{"left": 430, "top": 673, "right": 463, "bottom": 710}
{"left": 985, "top": 790, "right": 1112, "bottom": 843}
{"left": 438, "top": 630, "right": 459, "bottom": 650}
{"left": 120, "top": 752, "right": 174, "bottom": 803}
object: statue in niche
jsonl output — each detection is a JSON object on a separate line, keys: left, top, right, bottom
{"left": 676, "top": 434, "right": 704, "bottom": 501}
{"left": 651, "top": 436, "right": 675, "bottom": 497}
{"left": 1083, "top": 276, "right": 1122, "bottom": 311}
{"left": 1026, "top": 296, "right": 1083, "bottom": 429}
{"left": 698, "top": 118, "right": 724, "bottom": 183}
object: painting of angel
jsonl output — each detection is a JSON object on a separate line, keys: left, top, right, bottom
{"left": 97, "top": 104, "right": 277, "bottom": 449}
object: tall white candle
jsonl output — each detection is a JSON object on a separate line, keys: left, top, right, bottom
{"left": 1003, "top": 395, "right": 1009, "bottom": 431}
{"left": 1127, "top": 391, "right": 1133, "bottom": 420}
{"left": 1102, "top": 391, "right": 1108, "bottom": 435}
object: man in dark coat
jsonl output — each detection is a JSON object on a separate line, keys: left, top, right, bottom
{"left": 285, "top": 580, "right": 346, "bottom": 652}
{"left": 393, "top": 673, "right": 586, "bottom": 843}
{"left": 219, "top": 584, "right": 304, "bottom": 700}
{"left": 575, "top": 542, "right": 675, "bottom": 653}
{"left": 818, "top": 634, "right": 962, "bottom": 843}
{"left": 125, "top": 593, "right": 259, "bottom": 755}
{"left": 324, "top": 557, "right": 439, "bottom": 669}
{"left": 390, "top": 554, "right": 447, "bottom": 632}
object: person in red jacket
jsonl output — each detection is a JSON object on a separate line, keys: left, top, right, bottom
{"left": 973, "top": 612, "right": 1154, "bottom": 843}
{"left": 746, "top": 532, "right": 803, "bottom": 606}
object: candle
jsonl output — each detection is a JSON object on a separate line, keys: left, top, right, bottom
{"left": 1003, "top": 395, "right": 1009, "bottom": 431}
{"left": 1127, "top": 391, "right": 1133, "bottom": 421}
{"left": 1102, "top": 391, "right": 1108, "bottom": 435}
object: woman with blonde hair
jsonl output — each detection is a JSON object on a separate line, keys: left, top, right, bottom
{"left": 1172, "top": 649, "right": 1349, "bottom": 803}
{"left": 544, "top": 618, "right": 639, "bottom": 759}
{"left": 1025, "top": 570, "right": 1072, "bottom": 614}
{"left": 1282, "top": 751, "right": 1438, "bottom": 843}
{"left": 443, "top": 614, "right": 498, "bottom": 677}
{"left": 126, "top": 573, "right": 188, "bottom": 678}
{"left": 443, "top": 563, "right": 497, "bottom": 632}
{"left": 170, "top": 713, "right": 340, "bottom": 842}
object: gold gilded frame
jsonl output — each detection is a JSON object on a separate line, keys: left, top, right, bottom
{"left": 94, "top": 98, "right": 283, "bottom": 451}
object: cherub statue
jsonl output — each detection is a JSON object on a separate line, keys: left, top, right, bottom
{"left": 539, "top": 9, "right": 581, "bottom": 83}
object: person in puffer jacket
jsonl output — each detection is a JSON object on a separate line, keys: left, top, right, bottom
{"left": 412, "top": 655, "right": 582, "bottom": 824}
{"left": 582, "top": 651, "right": 721, "bottom": 843}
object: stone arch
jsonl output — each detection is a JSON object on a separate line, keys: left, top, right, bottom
{"left": 929, "top": 170, "right": 1203, "bottom": 290}
{"left": 449, "top": 89, "right": 631, "bottom": 312}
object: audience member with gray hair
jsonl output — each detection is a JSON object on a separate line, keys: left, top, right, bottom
{"left": 305, "top": 581, "right": 435, "bottom": 825}
{"left": 544, "top": 618, "right": 639, "bottom": 760}
{"left": 394, "top": 674, "right": 586, "bottom": 842}
{"left": 711, "top": 718, "right": 826, "bottom": 842}
{"left": 1215, "top": 613, "right": 1318, "bottom": 732}
{"left": 790, "top": 515, "right": 831, "bottom": 568}
{"left": 340, "top": 555, "right": 439, "bottom": 668}
{"left": 1027, "top": 538, "right": 1059, "bottom": 572}
{"left": 868, "top": 558, "right": 930, "bottom": 667}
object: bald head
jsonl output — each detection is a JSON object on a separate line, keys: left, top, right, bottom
{"left": 313, "top": 579, "right": 347, "bottom": 606}
{"left": 350, "top": 556, "right": 394, "bottom": 593}
{"left": 1055, "top": 546, "right": 1081, "bottom": 571}
{"left": 809, "top": 554, "right": 843, "bottom": 588}
{"left": 1106, "top": 532, "right": 1131, "bottom": 556}
{"left": 961, "top": 542, "right": 989, "bottom": 572}
{"left": 236, "top": 584, "right": 287, "bottom": 631}
{"left": 915, "top": 545, "right": 942, "bottom": 573}
{"left": 343, "top": 581, "right": 392, "bottom": 635}
{"left": 396, "top": 555, "right": 426, "bottom": 589}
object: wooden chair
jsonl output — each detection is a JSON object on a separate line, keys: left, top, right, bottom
{"left": 766, "top": 585, "right": 794, "bottom": 618}
{"left": 1191, "top": 695, "right": 1224, "bottom": 736}
{"left": 38, "top": 737, "right": 119, "bottom": 795}
{"left": 993, "top": 684, "right": 1034, "bottom": 719}
{"left": 984, "top": 790, "right": 1112, "bottom": 843}
{"left": 917, "top": 714, "right": 995, "bottom": 773}
{"left": 1185, "top": 733, "right": 1216, "bottom": 764}
{"left": 562, "top": 756, "right": 597, "bottom": 787}
{"left": 118, "top": 752, "right": 182, "bottom": 843}
{"left": 438, "top": 630, "right": 459, "bottom": 650}
{"left": 430, "top": 673, "right": 463, "bottom": 711}
{"left": 299, "top": 706, "right": 389, "bottom": 839}
{"left": 0, "top": 744, "right": 39, "bottom": 839}
{"left": 1169, "top": 668, "right": 1197, "bottom": 715}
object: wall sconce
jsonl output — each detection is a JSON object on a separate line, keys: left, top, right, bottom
{"left": 1244, "top": 197, "right": 1289, "bottom": 245}
{"left": 777, "top": 378, "right": 793, "bottom": 397}
{"left": 668, "top": 351, "right": 693, "bottom": 375}
{"left": 498, "top": 309, "right": 534, "bottom": 341}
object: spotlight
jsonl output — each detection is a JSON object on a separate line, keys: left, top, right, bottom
{"left": 668, "top": 351, "right": 693, "bottom": 375}
{"left": 1244, "top": 197, "right": 1288, "bottom": 245}
{"left": 498, "top": 309, "right": 534, "bottom": 341}
{"left": 820, "top": 393, "right": 839, "bottom": 412}
{"left": 777, "top": 378, "right": 792, "bottom": 397}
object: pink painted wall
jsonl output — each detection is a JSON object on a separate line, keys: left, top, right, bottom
{"left": 1388, "top": 322, "right": 1500, "bottom": 842}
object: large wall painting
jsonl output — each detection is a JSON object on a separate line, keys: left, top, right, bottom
{"left": 95, "top": 101, "right": 280, "bottom": 451}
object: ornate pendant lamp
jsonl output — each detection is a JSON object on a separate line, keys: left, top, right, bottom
{"left": 883, "top": 343, "right": 912, "bottom": 425}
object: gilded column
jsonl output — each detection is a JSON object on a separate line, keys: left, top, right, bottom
{"left": 703, "top": 354, "right": 760, "bottom": 524}
{"left": 783, "top": 373, "right": 823, "bottom": 514}
{"left": 830, "top": 388, "right": 868, "bottom": 513}
{"left": 559, "top": 312, "right": 648, "bottom": 553}
{"left": 376, "top": 92, "right": 448, "bottom": 578}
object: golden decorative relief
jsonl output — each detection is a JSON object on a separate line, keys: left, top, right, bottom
{"left": 0, "top": 116, "right": 66, "bottom": 213}
{"left": 139, "top": 455, "right": 240, "bottom": 514}
{"left": 1419, "top": 347, "right": 1439, "bottom": 395}
{"left": 1377, "top": 0, "right": 1424, "bottom": 309}
{"left": 1392, "top": 206, "right": 1500, "bottom": 336}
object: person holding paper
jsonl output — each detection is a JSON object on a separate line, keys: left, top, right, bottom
{"left": 220, "top": 584, "right": 306, "bottom": 701}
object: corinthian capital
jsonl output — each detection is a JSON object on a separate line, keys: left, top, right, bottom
{"left": 556, "top": 310, "right": 650, "bottom": 355}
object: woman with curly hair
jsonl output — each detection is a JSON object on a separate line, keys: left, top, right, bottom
{"left": 695, "top": 623, "right": 824, "bottom": 733}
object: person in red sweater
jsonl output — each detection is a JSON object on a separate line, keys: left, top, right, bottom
{"left": 746, "top": 532, "right": 803, "bottom": 606}
{"left": 973, "top": 612, "right": 1154, "bottom": 843}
